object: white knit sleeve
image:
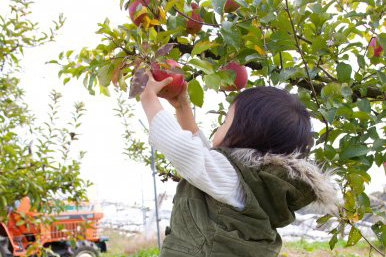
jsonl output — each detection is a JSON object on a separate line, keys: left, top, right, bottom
{"left": 149, "top": 110, "right": 245, "bottom": 209}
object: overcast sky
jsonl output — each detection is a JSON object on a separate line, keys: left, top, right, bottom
{"left": 4, "top": 0, "right": 384, "bottom": 208}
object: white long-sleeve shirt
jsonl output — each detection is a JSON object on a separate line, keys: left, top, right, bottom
{"left": 148, "top": 110, "right": 246, "bottom": 209}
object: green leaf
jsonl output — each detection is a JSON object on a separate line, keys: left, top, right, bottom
{"left": 329, "top": 233, "right": 338, "bottom": 250}
{"left": 204, "top": 73, "right": 221, "bottom": 91}
{"left": 356, "top": 55, "right": 366, "bottom": 69}
{"left": 212, "top": 0, "right": 226, "bottom": 14}
{"left": 189, "top": 59, "right": 215, "bottom": 74}
{"left": 377, "top": 71, "right": 386, "bottom": 84}
{"left": 336, "top": 62, "right": 352, "bottom": 82}
{"left": 177, "top": 37, "right": 190, "bottom": 44}
{"left": 97, "top": 64, "right": 114, "bottom": 87}
{"left": 4, "top": 145, "right": 16, "bottom": 156}
{"left": 316, "top": 214, "right": 332, "bottom": 225}
{"left": 356, "top": 192, "right": 370, "bottom": 210}
{"left": 352, "top": 111, "right": 371, "bottom": 121}
{"left": 346, "top": 226, "right": 362, "bottom": 246}
{"left": 371, "top": 221, "right": 386, "bottom": 247}
{"left": 47, "top": 60, "right": 59, "bottom": 64}
{"left": 260, "top": 12, "right": 276, "bottom": 23}
{"left": 373, "top": 139, "right": 386, "bottom": 151}
{"left": 191, "top": 41, "right": 219, "bottom": 56}
{"left": 220, "top": 21, "right": 242, "bottom": 50}
{"left": 164, "top": 0, "right": 179, "bottom": 12}
{"left": 321, "top": 83, "right": 342, "bottom": 99}
{"left": 340, "top": 145, "right": 370, "bottom": 160}
{"left": 88, "top": 72, "right": 97, "bottom": 95}
{"left": 347, "top": 174, "right": 365, "bottom": 194}
{"left": 63, "top": 78, "right": 70, "bottom": 85}
{"left": 357, "top": 99, "right": 371, "bottom": 113}
{"left": 66, "top": 50, "right": 74, "bottom": 58}
{"left": 188, "top": 79, "right": 204, "bottom": 107}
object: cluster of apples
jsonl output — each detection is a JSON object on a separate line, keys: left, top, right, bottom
{"left": 129, "top": 1, "right": 247, "bottom": 98}
{"left": 129, "top": 0, "right": 240, "bottom": 33}
{"left": 151, "top": 60, "right": 248, "bottom": 99}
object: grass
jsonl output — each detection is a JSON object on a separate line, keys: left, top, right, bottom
{"left": 100, "top": 229, "right": 383, "bottom": 257}
{"left": 280, "top": 239, "right": 383, "bottom": 257}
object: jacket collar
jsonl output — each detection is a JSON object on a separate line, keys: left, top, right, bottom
{"left": 229, "top": 148, "right": 340, "bottom": 215}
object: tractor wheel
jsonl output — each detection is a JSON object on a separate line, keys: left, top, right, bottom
{"left": 72, "top": 242, "right": 99, "bottom": 257}
{"left": 0, "top": 245, "right": 6, "bottom": 257}
{"left": 0, "top": 236, "right": 11, "bottom": 257}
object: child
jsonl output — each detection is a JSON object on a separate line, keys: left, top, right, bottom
{"left": 140, "top": 71, "right": 338, "bottom": 257}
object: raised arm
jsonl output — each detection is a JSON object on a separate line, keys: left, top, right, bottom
{"left": 140, "top": 70, "right": 199, "bottom": 133}
{"left": 167, "top": 82, "right": 199, "bottom": 134}
{"left": 140, "top": 71, "right": 245, "bottom": 209}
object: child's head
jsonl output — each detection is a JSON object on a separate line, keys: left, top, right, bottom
{"left": 213, "top": 87, "right": 313, "bottom": 155}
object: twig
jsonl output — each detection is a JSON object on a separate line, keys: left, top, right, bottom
{"left": 284, "top": 0, "right": 330, "bottom": 145}
{"left": 279, "top": 52, "right": 283, "bottom": 70}
{"left": 347, "top": 221, "right": 384, "bottom": 256}
{"left": 319, "top": 66, "right": 337, "bottom": 81}
{"left": 186, "top": 71, "right": 203, "bottom": 82}
{"left": 361, "top": 72, "right": 377, "bottom": 82}
{"left": 173, "top": 6, "right": 220, "bottom": 27}
{"left": 105, "top": 36, "right": 135, "bottom": 55}
{"left": 296, "top": 35, "right": 312, "bottom": 45}
{"left": 172, "top": 6, "right": 259, "bottom": 28}
{"left": 236, "top": 15, "right": 259, "bottom": 24}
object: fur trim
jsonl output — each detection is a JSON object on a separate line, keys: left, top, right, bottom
{"left": 230, "top": 148, "right": 340, "bottom": 215}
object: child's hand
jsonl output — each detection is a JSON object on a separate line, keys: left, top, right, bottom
{"left": 140, "top": 70, "right": 173, "bottom": 98}
{"left": 166, "top": 82, "right": 190, "bottom": 109}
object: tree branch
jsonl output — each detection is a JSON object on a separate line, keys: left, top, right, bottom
{"left": 347, "top": 221, "right": 384, "bottom": 256}
{"left": 284, "top": 0, "right": 330, "bottom": 145}
{"left": 186, "top": 71, "right": 203, "bottom": 82}
{"left": 167, "top": 30, "right": 383, "bottom": 100}
{"left": 106, "top": 36, "right": 135, "bottom": 56}
{"left": 172, "top": 6, "right": 259, "bottom": 28}
{"left": 173, "top": 6, "right": 220, "bottom": 27}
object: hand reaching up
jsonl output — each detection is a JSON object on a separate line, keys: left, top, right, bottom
{"left": 166, "top": 81, "right": 190, "bottom": 109}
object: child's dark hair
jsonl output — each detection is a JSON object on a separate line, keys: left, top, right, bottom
{"left": 221, "top": 87, "right": 313, "bottom": 156}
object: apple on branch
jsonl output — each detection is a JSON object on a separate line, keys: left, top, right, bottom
{"left": 128, "top": 0, "right": 165, "bottom": 28}
{"left": 151, "top": 60, "right": 185, "bottom": 98}
{"left": 128, "top": 0, "right": 149, "bottom": 27}
{"left": 224, "top": 0, "right": 240, "bottom": 13}
{"left": 369, "top": 37, "right": 383, "bottom": 58}
{"left": 186, "top": 3, "right": 203, "bottom": 34}
{"left": 220, "top": 61, "right": 248, "bottom": 91}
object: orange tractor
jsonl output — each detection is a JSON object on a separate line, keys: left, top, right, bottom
{"left": 0, "top": 198, "right": 107, "bottom": 257}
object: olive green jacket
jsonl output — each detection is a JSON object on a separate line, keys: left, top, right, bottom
{"left": 159, "top": 147, "right": 338, "bottom": 257}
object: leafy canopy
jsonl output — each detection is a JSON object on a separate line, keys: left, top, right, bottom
{"left": 0, "top": 0, "right": 90, "bottom": 220}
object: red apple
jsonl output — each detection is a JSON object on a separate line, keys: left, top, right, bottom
{"left": 369, "top": 37, "right": 383, "bottom": 58}
{"left": 186, "top": 3, "right": 203, "bottom": 34}
{"left": 220, "top": 61, "right": 248, "bottom": 91}
{"left": 151, "top": 60, "right": 185, "bottom": 98}
{"left": 224, "top": 0, "right": 240, "bottom": 13}
{"left": 129, "top": 0, "right": 149, "bottom": 27}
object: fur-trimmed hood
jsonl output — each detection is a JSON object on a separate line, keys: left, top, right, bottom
{"left": 229, "top": 148, "right": 340, "bottom": 215}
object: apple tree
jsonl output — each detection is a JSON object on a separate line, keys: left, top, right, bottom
{"left": 55, "top": 0, "right": 385, "bottom": 253}
{"left": 0, "top": 0, "right": 90, "bottom": 220}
